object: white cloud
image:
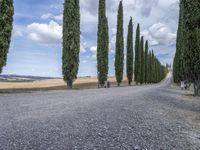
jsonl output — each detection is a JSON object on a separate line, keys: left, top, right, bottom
{"left": 41, "top": 13, "right": 52, "bottom": 19}
{"left": 41, "top": 13, "right": 63, "bottom": 21}
{"left": 142, "top": 22, "right": 176, "bottom": 46}
{"left": 54, "top": 14, "right": 63, "bottom": 21}
{"left": 13, "top": 30, "right": 23, "bottom": 37}
{"left": 89, "top": 46, "right": 97, "bottom": 60}
{"left": 82, "top": 60, "right": 87, "bottom": 63}
{"left": 80, "top": 41, "right": 87, "bottom": 53}
{"left": 27, "top": 20, "right": 62, "bottom": 44}
{"left": 90, "top": 46, "right": 97, "bottom": 53}
{"left": 26, "top": 20, "right": 88, "bottom": 53}
{"left": 110, "top": 28, "right": 116, "bottom": 53}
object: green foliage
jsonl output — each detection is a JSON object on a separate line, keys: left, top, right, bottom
{"left": 147, "top": 51, "right": 152, "bottom": 83}
{"left": 140, "top": 36, "right": 144, "bottom": 84}
{"left": 133, "top": 24, "right": 166, "bottom": 85}
{"left": 144, "top": 40, "right": 148, "bottom": 83}
{"left": 151, "top": 51, "right": 155, "bottom": 83}
{"left": 115, "top": 1, "right": 124, "bottom": 86}
{"left": 126, "top": 17, "right": 133, "bottom": 86}
{"left": 149, "top": 51, "right": 166, "bottom": 83}
{"left": 62, "top": 0, "right": 80, "bottom": 88}
{"left": 134, "top": 24, "right": 140, "bottom": 84}
{"left": 173, "top": 0, "right": 184, "bottom": 83}
{"left": 134, "top": 45, "right": 166, "bottom": 85}
{"left": 182, "top": 0, "right": 200, "bottom": 96}
{"left": 97, "top": 0, "right": 109, "bottom": 87}
{"left": 0, "top": 0, "right": 14, "bottom": 73}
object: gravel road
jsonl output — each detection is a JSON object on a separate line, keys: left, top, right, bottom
{"left": 0, "top": 74, "right": 200, "bottom": 150}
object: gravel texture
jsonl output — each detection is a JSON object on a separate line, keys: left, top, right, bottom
{"left": 0, "top": 74, "right": 200, "bottom": 150}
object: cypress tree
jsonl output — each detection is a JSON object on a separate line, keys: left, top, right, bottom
{"left": 115, "top": 1, "right": 124, "bottom": 86}
{"left": 173, "top": 54, "right": 178, "bottom": 83}
{"left": 144, "top": 40, "right": 148, "bottom": 84}
{"left": 182, "top": 0, "right": 200, "bottom": 96}
{"left": 145, "top": 49, "right": 166, "bottom": 84}
{"left": 126, "top": 17, "right": 133, "bottom": 86}
{"left": 62, "top": 0, "right": 80, "bottom": 89}
{"left": 140, "top": 36, "right": 144, "bottom": 84}
{"left": 173, "top": 0, "right": 184, "bottom": 83}
{"left": 155, "top": 58, "right": 158, "bottom": 82}
{"left": 151, "top": 51, "right": 155, "bottom": 83}
{"left": 154, "top": 58, "right": 157, "bottom": 83}
{"left": 0, "top": 0, "right": 14, "bottom": 73}
{"left": 158, "top": 62, "right": 162, "bottom": 82}
{"left": 154, "top": 54, "right": 157, "bottom": 83}
{"left": 134, "top": 24, "right": 140, "bottom": 84}
{"left": 147, "top": 51, "right": 152, "bottom": 83}
{"left": 97, "top": 0, "right": 109, "bottom": 87}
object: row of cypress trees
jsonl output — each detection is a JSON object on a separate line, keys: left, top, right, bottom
{"left": 97, "top": 0, "right": 166, "bottom": 87}
{"left": 134, "top": 24, "right": 166, "bottom": 84}
{"left": 173, "top": 0, "right": 200, "bottom": 96}
{"left": 0, "top": 0, "right": 14, "bottom": 74}
{"left": 0, "top": 0, "right": 167, "bottom": 89}
{"left": 63, "top": 0, "right": 167, "bottom": 88}
{"left": 0, "top": 0, "right": 166, "bottom": 89}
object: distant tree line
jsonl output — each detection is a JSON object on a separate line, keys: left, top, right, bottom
{"left": 97, "top": 0, "right": 166, "bottom": 87}
{"left": 134, "top": 24, "right": 166, "bottom": 85}
{"left": 173, "top": 0, "right": 200, "bottom": 96}
{"left": 0, "top": 0, "right": 14, "bottom": 73}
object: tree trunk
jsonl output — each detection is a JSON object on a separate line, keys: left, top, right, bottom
{"left": 67, "top": 80, "right": 73, "bottom": 89}
{"left": 128, "top": 81, "right": 131, "bottom": 86}
{"left": 194, "top": 80, "right": 200, "bottom": 96}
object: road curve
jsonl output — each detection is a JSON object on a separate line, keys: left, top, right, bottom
{"left": 0, "top": 74, "right": 200, "bottom": 150}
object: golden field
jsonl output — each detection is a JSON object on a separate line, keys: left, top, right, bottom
{"left": 0, "top": 76, "right": 130, "bottom": 92}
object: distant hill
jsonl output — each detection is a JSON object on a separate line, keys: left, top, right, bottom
{"left": 0, "top": 74, "right": 61, "bottom": 81}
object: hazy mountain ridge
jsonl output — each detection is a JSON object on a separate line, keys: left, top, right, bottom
{"left": 0, "top": 74, "right": 60, "bottom": 81}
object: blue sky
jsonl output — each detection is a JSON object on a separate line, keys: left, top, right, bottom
{"left": 2, "top": 0, "right": 179, "bottom": 77}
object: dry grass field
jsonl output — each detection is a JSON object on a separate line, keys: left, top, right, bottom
{"left": 0, "top": 76, "right": 130, "bottom": 92}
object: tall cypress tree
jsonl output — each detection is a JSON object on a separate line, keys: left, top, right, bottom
{"left": 0, "top": 0, "right": 14, "bottom": 73}
{"left": 173, "top": 0, "right": 184, "bottom": 83}
{"left": 151, "top": 51, "right": 155, "bottom": 83}
{"left": 126, "top": 17, "right": 133, "bottom": 86}
{"left": 173, "top": 53, "right": 178, "bottom": 83}
{"left": 134, "top": 24, "right": 140, "bottom": 84}
{"left": 147, "top": 51, "right": 152, "bottom": 83}
{"left": 62, "top": 0, "right": 80, "bottom": 88}
{"left": 182, "top": 0, "right": 200, "bottom": 96}
{"left": 140, "top": 36, "right": 144, "bottom": 84}
{"left": 155, "top": 58, "right": 158, "bottom": 82}
{"left": 115, "top": 1, "right": 124, "bottom": 86}
{"left": 97, "top": 0, "right": 109, "bottom": 87}
{"left": 146, "top": 49, "right": 166, "bottom": 84}
{"left": 144, "top": 40, "right": 148, "bottom": 83}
